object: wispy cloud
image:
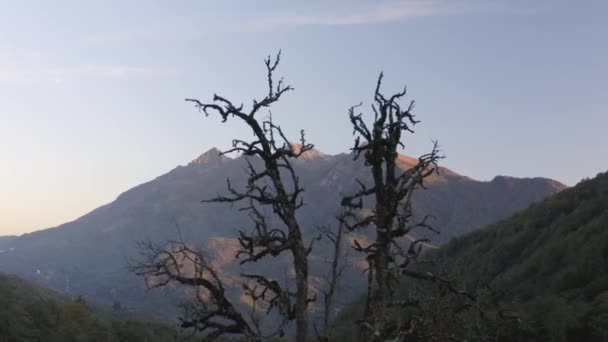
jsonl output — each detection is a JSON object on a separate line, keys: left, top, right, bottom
{"left": 49, "top": 64, "right": 175, "bottom": 78}
{"left": 84, "top": 30, "right": 178, "bottom": 46}
{"left": 0, "top": 63, "right": 176, "bottom": 86}
{"left": 249, "top": 0, "right": 464, "bottom": 30}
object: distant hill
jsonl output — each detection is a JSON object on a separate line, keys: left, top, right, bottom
{"left": 0, "top": 272, "right": 193, "bottom": 341}
{"left": 0, "top": 147, "right": 565, "bottom": 319}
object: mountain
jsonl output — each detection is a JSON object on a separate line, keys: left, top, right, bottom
{"left": 0, "top": 236, "right": 16, "bottom": 248}
{"left": 0, "top": 147, "right": 566, "bottom": 319}
{"left": 336, "top": 171, "right": 608, "bottom": 341}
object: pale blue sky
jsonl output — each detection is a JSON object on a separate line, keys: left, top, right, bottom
{"left": 1, "top": 0, "right": 606, "bottom": 235}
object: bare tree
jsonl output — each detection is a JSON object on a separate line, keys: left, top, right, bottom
{"left": 132, "top": 240, "right": 265, "bottom": 341}
{"left": 133, "top": 53, "right": 495, "bottom": 341}
{"left": 183, "top": 51, "right": 314, "bottom": 342}
{"left": 340, "top": 73, "right": 477, "bottom": 341}
{"left": 314, "top": 221, "right": 348, "bottom": 342}
{"left": 336, "top": 73, "right": 519, "bottom": 342}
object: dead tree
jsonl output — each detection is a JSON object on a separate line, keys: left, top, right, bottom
{"left": 338, "top": 75, "right": 519, "bottom": 341}
{"left": 132, "top": 240, "right": 266, "bottom": 341}
{"left": 184, "top": 51, "right": 314, "bottom": 342}
{"left": 340, "top": 73, "right": 472, "bottom": 341}
{"left": 314, "top": 221, "right": 348, "bottom": 342}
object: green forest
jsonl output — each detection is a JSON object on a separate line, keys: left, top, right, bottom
{"left": 439, "top": 172, "right": 608, "bottom": 340}
{"left": 0, "top": 274, "right": 195, "bottom": 342}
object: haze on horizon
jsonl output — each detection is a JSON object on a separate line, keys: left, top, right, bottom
{"left": 1, "top": 0, "right": 606, "bottom": 235}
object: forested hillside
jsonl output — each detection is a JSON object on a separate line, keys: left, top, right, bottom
{"left": 334, "top": 172, "right": 608, "bottom": 341}
{"left": 0, "top": 273, "right": 193, "bottom": 342}
{"left": 440, "top": 171, "right": 608, "bottom": 341}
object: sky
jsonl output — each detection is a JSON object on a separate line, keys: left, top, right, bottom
{"left": 1, "top": 0, "right": 606, "bottom": 235}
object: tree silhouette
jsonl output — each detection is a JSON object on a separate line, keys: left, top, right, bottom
{"left": 135, "top": 52, "right": 315, "bottom": 342}
{"left": 341, "top": 73, "right": 480, "bottom": 341}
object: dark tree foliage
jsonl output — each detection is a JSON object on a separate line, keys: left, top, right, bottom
{"left": 0, "top": 273, "right": 193, "bottom": 342}
{"left": 433, "top": 171, "right": 608, "bottom": 342}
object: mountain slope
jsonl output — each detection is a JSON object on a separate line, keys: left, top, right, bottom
{"left": 0, "top": 236, "right": 16, "bottom": 248}
{"left": 0, "top": 147, "right": 566, "bottom": 318}
{"left": 0, "top": 272, "right": 194, "bottom": 341}
{"left": 445, "top": 172, "right": 607, "bottom": 296}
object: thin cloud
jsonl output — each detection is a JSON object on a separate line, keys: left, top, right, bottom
{"left": 0, "top": 64, "right": 176, "bottom": 86}
{"left": 249, "top": 0, "right": 462, "bottom": 30}
{"left": 50, "top": 65, "right": 175, "bottom": 78}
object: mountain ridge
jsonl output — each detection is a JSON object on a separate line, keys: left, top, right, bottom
{"left": 0, "top": 147, "right": 566, "bottom": 318}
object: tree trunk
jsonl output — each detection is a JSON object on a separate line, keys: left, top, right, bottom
{"left": 293, "top": 241, "right": 309, "bottom": 342}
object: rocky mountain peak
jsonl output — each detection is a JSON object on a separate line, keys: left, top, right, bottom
{"left": 289, "top": 142, "right": 325, "bottom": 160}
{"left": 190, "top": 147, "right": 231, "bottom": 166}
